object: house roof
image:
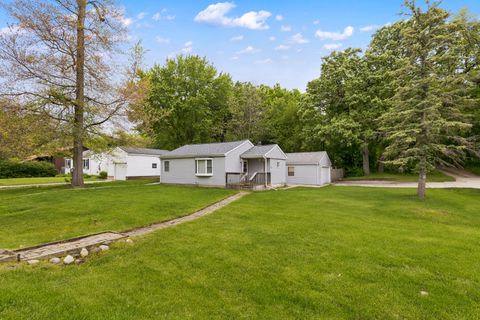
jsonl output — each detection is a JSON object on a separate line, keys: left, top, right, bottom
{"left": 241, "top": 145, "right": 279, "bottom": 159}
{"left": 286, "top": 152, "right": 330, "bottom": 165}
{"left": 119, "top": 147, "right": 169, "bottom": 156}
{"left": 161, "top": 140, "right": 250, "bottom": 159}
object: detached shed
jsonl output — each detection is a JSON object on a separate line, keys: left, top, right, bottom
{"left": 286, "top": 152, "right": 332, "bottom": 186}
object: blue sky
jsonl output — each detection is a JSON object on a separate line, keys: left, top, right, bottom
{"left": 2, "top": 1, "right": 480, "bottom": 90}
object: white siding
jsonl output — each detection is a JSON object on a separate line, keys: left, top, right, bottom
{"left": 125, "top": 155, "right": 161, "bottom": 178}
{"left": 161, "top": 157, "right": 226, "bottom": 187}
{"left": 269, "top": 159, "right": 286, "bottom": 186}
{"left": 224, "top": 141, "right": 254, "bottom": 173}
{"left": 286, "top": 164, "right": 319, "bottom": 185}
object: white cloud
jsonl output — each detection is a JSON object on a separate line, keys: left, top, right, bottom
{"left": 297, "top": 48, "right": 303, "bottom": 53}
{"left": 180, "top": 41, "right": 193, "bottom": 54}
{"left": 315, "top": 26, "right": 354, "bottom": 41}
{"left": 236, "top": 45, "right": 259, "bottom": 54}
{"left": 360, "top": 25, "right": 380, "bottom": 32}
{"left": 156, "top": 36, "right": 170, "bottom": 44}
{"left": 194, "top": 2, "right": 271, "bottom": 30}
{"left": 255, "top": 58, "right": 272, "bottom": 64}
{"left": 313, "top": 20, "right": 320, "bottom": 25}
{"left": 230, "top": 35, "right": 244, "bottom": 41}
{"left": 120, "top": 17, "right": 133, "bottom": 27}
{"left": 0, "top": 25, "right": 24, "bottom": 36}
{"left": 280, "top": 25, "right": 291, "bottom": 32}
{"left": 137, "top": 12, "right": 147, "bottom": 20}
{"left": 324, "top": 43, "right": 342, "bottom": 50}
{"left": 231, "top": 55, "right": 239, "bottom": 60}
{"left": 269, "top": 36, "right": 276, "bottom": 41}
{"left": 274, "top": 44, "right": 290, "bottom": 51}
{"left": 152, "top": 10, "right": 175, "bottom": 21}
{"left": 275, "top": 14, "right": 283, "bottom": 21}
{"left": 289, "top": 33, "right": 309, "bottom": 44}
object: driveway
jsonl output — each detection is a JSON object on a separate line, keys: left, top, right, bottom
{"left": 334, "top": 168, "right": 480, "bottom": 189}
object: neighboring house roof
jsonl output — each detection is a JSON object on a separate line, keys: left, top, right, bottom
{"left": 286, "top": 152, "right": 331, "bottom": 166}
{"left": 161, "top": 140, "right": 250, "bottom": 159}
{"left": 241, "top": 144, "right": 287, "bottom": 159}
{"left": 118, "top": 147, "right": 169, "bottom": 156}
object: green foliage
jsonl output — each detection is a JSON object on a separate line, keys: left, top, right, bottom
{"left": 0, "top": 160, "right": 57, "bottom": 178}
{"left": 99, "top": 171, "right": 108, "bottom": 179}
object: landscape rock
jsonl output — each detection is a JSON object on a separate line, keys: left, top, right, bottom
{"left": 63, "top": 255, "right": 75, "bottom": 265}
{"left": 75, "top": 259, "right": 85, "bottom": 264}
{"left": 90, "top": 247, "right": 101, "bottom": 253}
{"left": 420, "top": 291, "right": 429, "bottom": 296}
{"left": 49, "top": 257, "right": 61, "bottom": 264}
{"left": 27, "top": 259, "right": 40, "bottom": 265}
{"left": 125, "top": 239, "right": 133, "bottom": 244}
{"left": 80, "top": 248, "right": 89, "bottom": 257}
{"left": 99, "top": 245, "right": 109, "bottom": 251}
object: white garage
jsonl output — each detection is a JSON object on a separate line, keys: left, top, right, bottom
{"left": 286, "top": 152, "right": 332, "bottom": 186}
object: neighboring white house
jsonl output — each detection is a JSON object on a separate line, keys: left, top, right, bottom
{"left": 65, "top": 147, "right": 169, "bottom": 180}
{"left": 285, "top": 152, "right": 332, "bottom": 186}
{"left": 160, "top": 140, "right": 288, "bottom": 189}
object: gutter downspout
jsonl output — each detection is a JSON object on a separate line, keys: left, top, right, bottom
{"left": 264, "top": 156, "right": 267, "bottom": 188}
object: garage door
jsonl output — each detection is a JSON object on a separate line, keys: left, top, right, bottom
{"left": 320, "top": 167, "right": 331, "bottom": 185}
{"left": 114, "top": 163, "right": 127, "bottom": 181}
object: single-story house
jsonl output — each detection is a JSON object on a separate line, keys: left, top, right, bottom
{"left": 285, "top": 152, "right": 332, "bottom": 186}
{"left": 65, "top": 146, "right": 169, "bottom": 180}
{"left": 160, "top": 140, "right": 288, "bottom": 189}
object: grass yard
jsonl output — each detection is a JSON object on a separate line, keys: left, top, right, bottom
{"left": 0, "top": 180, "right": 235, "bottom": 249}
{"left": 0, "top": 176, "right": 101, "bottom": 186}
{"left": 1, "top": 186, "right": 479, "bottom": 319}
{"left": 344, "top": 170, "right": 455, "bottom": 182}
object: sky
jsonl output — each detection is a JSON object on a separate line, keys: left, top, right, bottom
{"left": 1, "top": 0, "right": 480, "bottom": 91}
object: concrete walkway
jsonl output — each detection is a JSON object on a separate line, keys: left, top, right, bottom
{"left": 334, "top": 169, "right": 480, "bottom": 189}
{"left": 0, "top": 192, "right": 248, "bottom": 263}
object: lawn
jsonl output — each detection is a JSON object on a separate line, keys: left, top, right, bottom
{"left": 0, "top": 180, "right": 235, "bottom": 249}
{"left": 0, "top": 176, "right": 101, "bottom": 186}
{"left": 344, "top": 170, "right": 455, "bottom": 182}
{"left": 1, "top": 186, "right": 479, "bottom": 319}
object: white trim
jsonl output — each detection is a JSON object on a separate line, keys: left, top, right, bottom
{"left": 195, "top": 158, "right": 213, "bottom": 176}
{"left": 224, "top": 140, "right": 254, "bottom": 156}
{"left": 264, "top": 145, "right": 288, "bottom": 160}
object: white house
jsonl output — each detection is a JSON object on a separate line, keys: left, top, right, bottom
{"left": 66, "top": 147, "right": 169, "bottom": 180}
{"left": 285, "top": 152, "right": 332, "bottom": 186}
{"left": 160, "top": 140, "right": 288, "bottom": 189}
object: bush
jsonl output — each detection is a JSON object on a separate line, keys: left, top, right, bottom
{"left": 0, "top": 160, "right": 57, "bottom": 179}
{"left": 99, "top": 171, "right": 108, "bottom": 179}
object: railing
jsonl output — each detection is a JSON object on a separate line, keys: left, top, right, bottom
{"left": 226, "top": 172, "right": 271, "bottom": 189}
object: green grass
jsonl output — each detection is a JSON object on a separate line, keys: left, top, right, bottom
{"left": 0, "top": 180, "right": 235, "bottom": 249}
{"left": 1, "top": 186, "right": 480, "bottom": 319}
{"left": 344, "top": 170, "right": 455, "bottom": 182}
{"left": 0, "top": 176, "right": 101, "bottom": 186}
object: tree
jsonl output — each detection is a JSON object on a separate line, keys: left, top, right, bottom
{"left": 0, "top": 0, "right": 133, "bottom": 187}
{"left": 131, "top": 55, "right": 233, "bottom": 149}
{"left": 227, "top": 82, "right": 265, "bottom": 143}
{"left": 380, "top": 0, "right": 478, "bottom": 198}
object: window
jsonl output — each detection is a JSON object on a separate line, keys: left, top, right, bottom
{"left": 242, "top": 161, "right": 248, "bottom": 173}
{"left": 277, "top": 161, "right": 280, "bottom": 167}
{"left": 195, "top": 159, "right": 213, "bottom": 176}
{"left": 152, "top": 163, "right": 157, "bottom": 169}
{"left": 164, "top": 161, "right": 170, "bottom": 172}
{"left": 83, "top": 159, "right": 90, "bottom": 170}
{"left": 65, "top": 159, "right": 72, "bottom": 169}
{"left": 288, "top": 166, "right": 295, "bottom": 176}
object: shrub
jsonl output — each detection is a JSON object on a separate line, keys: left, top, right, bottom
{"left": 99, "top": 171, "right": 108, "bottom": 179}
{"left": 0, "top": 160, "right": 57, "bottom": 178}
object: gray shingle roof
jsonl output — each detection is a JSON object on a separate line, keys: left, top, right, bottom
{"left": 286, "top": 152, "right": 328, "bottom": 165}
{"left": 119, "top": 147, "right": 169, "bottom": 156}
{"left": 240, "top": 145, "right": 278, "bottom": 158}
{"left": 161, "top": 140, "right": 250, "bottom": 158}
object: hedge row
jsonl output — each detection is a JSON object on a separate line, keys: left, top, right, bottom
{"left": 0, "top": 160, "right": 57, "bottom": 178}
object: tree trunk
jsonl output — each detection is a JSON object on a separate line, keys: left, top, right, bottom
{"left": 72, "top": 0, "right": 86, "bottom": 187}
{"left": 378, "top": 154, "right": 385, "bottom": 174}
{"left": 362, "top": 141, "right": 370, "bottom": 176}
{"left": 417, "top": 156, "right": 427, "bottom": 199}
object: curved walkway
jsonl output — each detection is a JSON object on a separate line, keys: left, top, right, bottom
{"left": 1, "top": 192, "right": 248, "bottom": 263}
